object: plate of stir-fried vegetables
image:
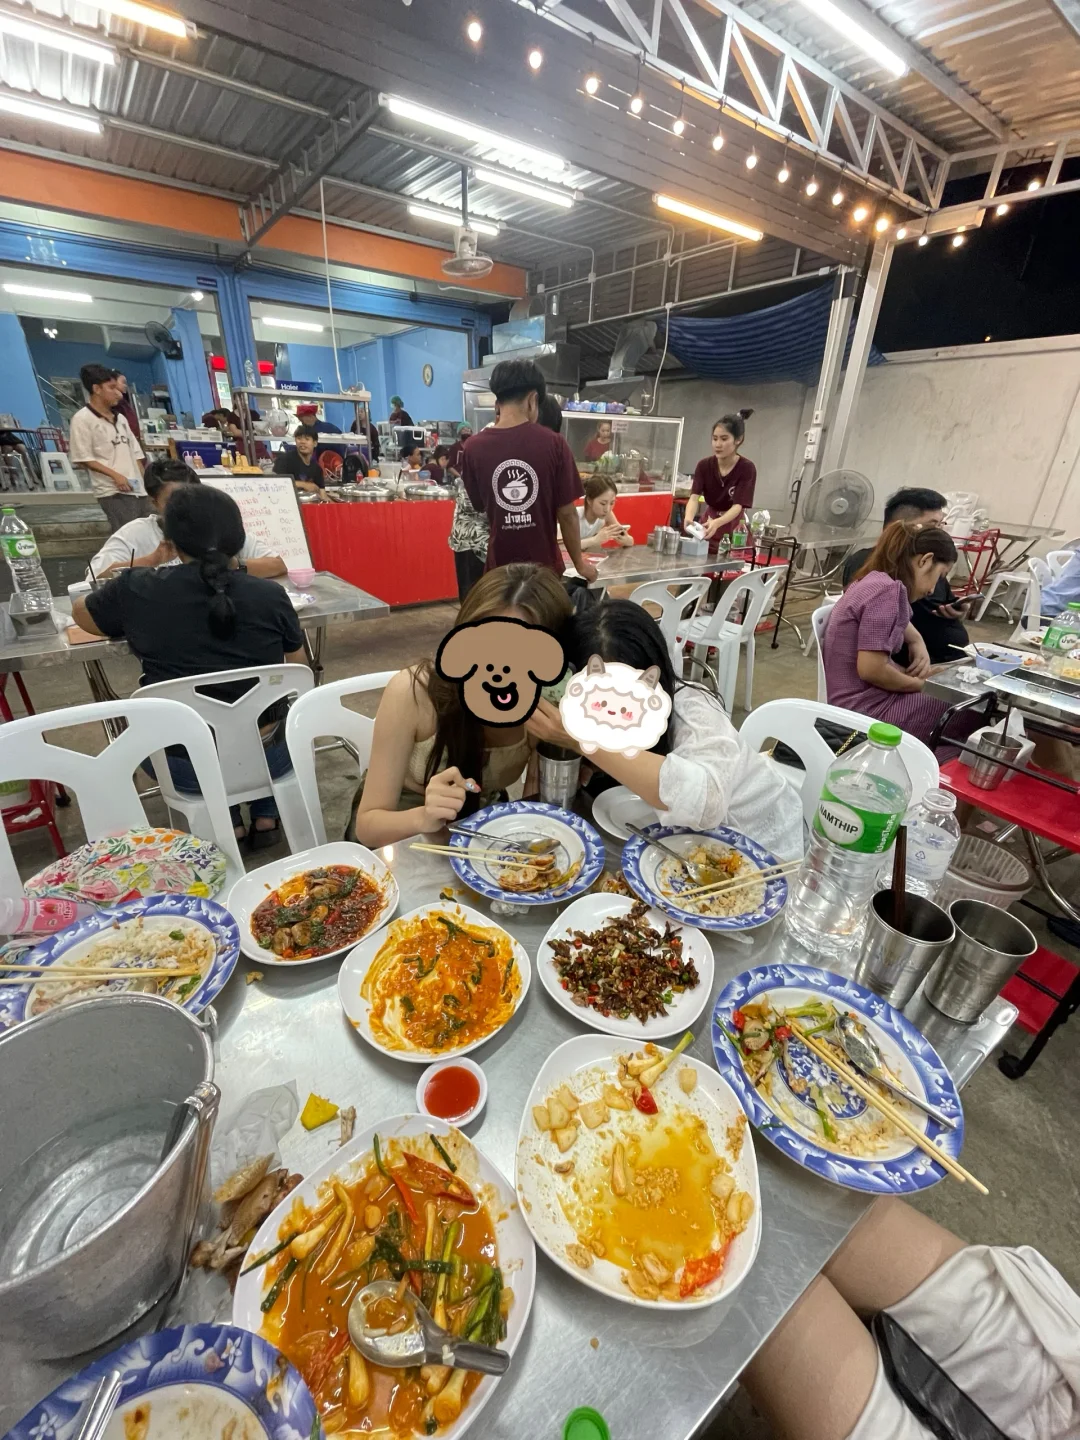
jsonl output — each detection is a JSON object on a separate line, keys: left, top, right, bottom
{"left": 711, "top": 964, "right": 964, "bottom": 1195}
{"left": 233, "top": 1115, "right": 535, "bottom": 1440}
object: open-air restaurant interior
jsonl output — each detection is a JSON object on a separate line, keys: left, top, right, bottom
{"left": 1, "top": 0, "right": 1079, "bottom": 1436}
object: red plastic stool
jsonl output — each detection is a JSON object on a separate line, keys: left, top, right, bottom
{"left": 998, "top": 945, "right": 1080, "bottom": 1078}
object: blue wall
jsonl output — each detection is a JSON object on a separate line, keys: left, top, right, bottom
{"left": 388, "top": 328, "right": 467, "bottom": 421}
{"left": 25, "top": 339, "right": 157, "bottom": 425}
{"left": 0, "top": 314, "right": 47, "bottom": 429}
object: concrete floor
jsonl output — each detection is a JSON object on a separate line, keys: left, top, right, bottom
{"left": 6, "top": 590, "right": 1079, "bottom": 1440}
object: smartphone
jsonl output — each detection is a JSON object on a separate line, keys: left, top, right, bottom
{"left": 946, "top": 593, "right": 983, "bottom": 610}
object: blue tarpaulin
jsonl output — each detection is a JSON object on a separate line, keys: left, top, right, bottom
{"left": 663, "top": 282, "right": 885, "bottom": 386}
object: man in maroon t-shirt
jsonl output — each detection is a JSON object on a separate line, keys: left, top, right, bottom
{"left": 462, "top": 359, "right": 597, "bottom": 582}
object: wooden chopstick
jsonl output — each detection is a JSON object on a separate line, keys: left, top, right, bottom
{"left": 0, "top": 965, "right": 201, "bottom": 983}
{"left": 408, "top": 842, "right": 535, "bottom": 867}
{"left": 794, "top": 1025, "right": 987, "bottom": 1194}
{"left": 677, "top": 860, "right": 801, "bottom": 900}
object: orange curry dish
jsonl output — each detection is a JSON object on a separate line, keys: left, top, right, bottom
{"left": 256, "top": 1133, "right": 510, "bottom": 1437}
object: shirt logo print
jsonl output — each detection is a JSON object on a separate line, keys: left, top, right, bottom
{"left": 491, "top": 458, "right": 540, "bottom": 515}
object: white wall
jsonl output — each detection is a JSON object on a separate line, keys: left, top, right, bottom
{"left": 655, "top": 334, "right": 1080, "bottom": 544}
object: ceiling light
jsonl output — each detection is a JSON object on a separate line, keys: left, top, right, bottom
{"left": 466, "top": 19, "right": 482, "bottom": 42}
{"left": 584, "top": 73, "right": 600, "bottom": 95}
{"left": 407, "top": 203, "right": 500, "bottom": 237}
{"left": 831, "top": 186, "right": 844, "bottom": 205}
{"left": 956, "top": 224, "right": 966, "bottom": 232}
{"left": 1027, "top": 178, "right": 1041, "bottom": 191}
{"left": 527, "top": 48, "right": 543, "bottom": 70}
{"left": 711, "top": 130, "right": 724, "bottom": 151}
{"left": 951, "top": 233, "right": 965, "bottom": 247}
{"left": 917, "top": 234, "right": 929, "bottom": 246}
{"left": 805, "top": 176, "right": 819, "bottom": 196}
{"left": 787, "top": 0, "right": 907, "bottom": 76}
{"left": 852, "top": 203, "right": 869, "bottom": 222}
{"left": 190, "top": 290, "right": 205, "bottom": 301}
{"left": 778, "top": 163, "right": 790, "bottom": 183}
{"left": 874, "top": 215, "right": 890, "bottom": 233}
{"left": 3, "top": 282, "right": 93, "bottom": 302}
{"left": 260, "top": 316, "right": 324, "bottom": 332}
{"left": 383, "top": 95, "right": 566, "bottom": 172}
{"left": 672, "top": 116, "right": 685, "bottom": 136}
{"left": 629, "top": 94, "right": 644, "bottom": 114}
{"left": 895, "top": 226, "right": 907, "bottom": 239}
{"left": 92, "top": 0, "right": 189, "bottom": 39}
{"left": 995, "top": 203, "right": 1009, "bottom": 216}
{"left": 655, "top": 193, "right": 763, "bottom": 242}
{"left": 474, "top": 166, "right": 573, "bottom": 208}
{"left": 745, "top": 151, "right": 758, "bottom": 170}
{"left": 0, "top": 92, "right": 101, "bottom": 134}
{"left": 0, "top": 14, "right": 116, "bottom": 64}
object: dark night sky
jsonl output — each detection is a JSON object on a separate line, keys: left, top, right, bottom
{"left": 874, "top": 162, "right": 1080, "bottom": 350}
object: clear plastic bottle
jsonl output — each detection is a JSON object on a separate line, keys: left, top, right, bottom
{"left": 0, "top": 896, "right": 96, "bottom": 936}
{"left": 0, "top": 507, "right": 52, "bottom": 612}
{"left": 784, "top": 722, "right": 912, "bottom": 960}
{"left": 1042, "top": 602, "right": 1080, "bottom": 677}
{"left": 902, "top": 788, "right": 962, "bottom": 899}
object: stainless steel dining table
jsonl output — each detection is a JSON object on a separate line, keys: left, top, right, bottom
{"left": 0, "top": 829, "right": 1016, "bottom": 1438}
{"left": 586, "top": 545, "right": 747, "bottom": 589}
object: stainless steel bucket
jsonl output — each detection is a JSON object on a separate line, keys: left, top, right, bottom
{"left": 924, "top": 898, "right": 1038, "bottom": 1023}
{"left": 0, "top": 994, "right": 218, "bottom": 1357}
{"left": 854, "top": 890, "right": 955, "bottom": 1008}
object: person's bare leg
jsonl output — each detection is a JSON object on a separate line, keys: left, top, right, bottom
{"left": 824, "top": 1197, "right": 966, "bottom": 1317}
{"left": 742, "top": 1276, "right": 879, "bottom": 1440}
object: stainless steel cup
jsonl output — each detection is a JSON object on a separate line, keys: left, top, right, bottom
{"left": 854, "top": 890, "right": 955, "bottom": 1008}
{"left": 967, "top": 733, "right": 1023, "bottom": 790}
{"left": 537, "top": 742, "right": 581, "bottom": 807}
{"left": 660, "top": 528, "right": 680, "bottom": 555}
{"left": 924, "top": 898, "right": 1038, "bottom": 1022}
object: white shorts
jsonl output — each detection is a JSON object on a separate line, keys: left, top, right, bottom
{"left": 848, "top": 1246, "right": 1080, "bottom": 1440}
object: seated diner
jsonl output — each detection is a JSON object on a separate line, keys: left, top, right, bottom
{"left": 273, "top": 424, "right": 326, "bottom": 493}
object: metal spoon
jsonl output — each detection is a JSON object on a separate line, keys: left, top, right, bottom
{"left": 347, "top": 1280, "right": 510, "bottom": 1375}
{"left": 448, "top": 823, "right": 557, "bottom": 856}
{"left": 835, "top": 1013, "right": 959, "bottom": 1130}
{"left": 624, "top": 822, "right": 711, "bottom": 884}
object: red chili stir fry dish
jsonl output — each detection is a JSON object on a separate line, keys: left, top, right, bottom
{"left": 548, "top": 901, "right": 700, "bottom": 1024}
{"left": 251, "top": 865, "right": 384, "bottom": 960}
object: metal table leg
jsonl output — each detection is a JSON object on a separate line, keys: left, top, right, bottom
{"left": 304, "top": 624, "right": 326, "bottom": 685}
{"left": 82, "top": 658, "right": 127, "bottom": 740}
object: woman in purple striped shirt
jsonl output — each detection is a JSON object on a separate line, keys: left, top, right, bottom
{"left": 823, "top": 522, "right": 957, "bottom": 744}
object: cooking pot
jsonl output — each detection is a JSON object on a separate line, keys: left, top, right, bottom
{"left": 405, "top": 483, "right": 453, "bottom": 500}
{"left": 354, "top": 484, "right": 396, "bottom": 501}
{"left": 0, "top": 994, "right": 218, "bottom": 1358}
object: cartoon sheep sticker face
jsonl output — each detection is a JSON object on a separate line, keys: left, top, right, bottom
{"left": 559, "top": 656, "right": 672, "bottom": 757}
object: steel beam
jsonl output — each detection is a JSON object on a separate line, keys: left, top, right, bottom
{"left": 821, "top": 239, "right": 893, "bottom": 474}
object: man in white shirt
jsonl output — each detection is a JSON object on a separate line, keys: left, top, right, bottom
{"left": 87, "top": 459, "right": 286, "bottom": 579}
{"left": 68, "top": 363, "right": 148, "bottom": 533}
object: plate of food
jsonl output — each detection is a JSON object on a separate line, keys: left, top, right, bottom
{"left": 0, "top": 894, "right": 238, "bottom": 1029}
{"left": 228, "top": 842, "right": 398, "bottom": 967}
{"left": 448, "top": 800, "right": 604, "bottom": 906}
{"left": 233, "top": 1115, "right": 535, "bottom": 1440}
{"left": 339, "top": 903, "right": 530, "bottom": 1061}
{"left": 621, "top": 824, "right": 788, "bottom": 931}
{"left": 516, "top": 1033, "right": 760, "bottom": 1308}
{"left": 590, "top": 785, "right": 661, "bottom": 841}
{"left": 3, "top": 1323, "right": 319, "bottom": 1440}
{"left": 536, "top": 894, "right": 713, "bottom": 1039}
{"left": 711, "top": 964, "right": 964, "bottom": 1195}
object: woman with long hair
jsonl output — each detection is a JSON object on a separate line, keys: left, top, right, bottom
{"left": 577, "top": 476, "right": 634, "bottom": 553}
{"left": 823, "top": 521, "right": 958, "bottom": 743}
{"left": 73, "top": 485, "right": 306, "bottom": 846}
{"left": 524, "top": 599, "right": 803, "bottom": 859}
{"left": 352, "top": 564, "right": 573, "bottom": 847}
{"left": 683, "top": 409, "right": 756, "bottom": 551}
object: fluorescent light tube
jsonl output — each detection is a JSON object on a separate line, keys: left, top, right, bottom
{"left": 655, "top": 194, "right": 762, "bottom": 242}
{"left": 383, "top": 94, "right": 565, "bottom": 172}
{"left": 3, "top": 282, "right": 94, "bottom": 302}
{"left": 93, "top": 0, "right": 189, "bottom": 39}
{"left": 788, "top": 0, "right": 907, "bottom": 77}
{"left": 473, "top": 167, "right": 573, "bottom": 208}
{"left": 260, "top": 317, "right": 324, "bottom": 333}
{"left": 0, "top": 92, "right": 101, "bottom": 133}
{"left": 408, "top": 203, "right": 500, "bottom": 237}
{"left": 0, "top": 15, "right": 116, "bottom": 64}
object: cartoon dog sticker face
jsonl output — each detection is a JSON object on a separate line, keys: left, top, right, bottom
{"left": 435, "top": 618, "right": 566, "bottom": 727}
{"left": 560, "top": 656, "right": 672, "bottom": 757}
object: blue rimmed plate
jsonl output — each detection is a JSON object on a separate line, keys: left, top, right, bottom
{"left": 0, "top": 894, "right": 239, "bottom": 1031}
{"left": 711, "top": 963, "right": 964, "bottom": 1195}
{"left": 621, "top": 824, "right": 788, "bottom": 931}
{"left": 2, "top": 1323, "right": 321, "bottom": 1440}
{"left": 448, "top": 800, "right": 605, "bottom": 906}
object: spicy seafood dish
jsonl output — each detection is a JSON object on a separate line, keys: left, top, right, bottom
{"left": 251, "top": 865, "right": 386, "bottom": 961}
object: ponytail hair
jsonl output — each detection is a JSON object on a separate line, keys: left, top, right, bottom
{"left": 713, "top": 408, "right": 754, "bottom": 444}
{"left": 855, "top": 520, "right": 957, "bottom": 593}
{"left": 161, "top": 485, "right": 246, "bottom": 640}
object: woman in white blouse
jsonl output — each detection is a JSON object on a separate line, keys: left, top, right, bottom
{"left": 525, "top": 598, "right": 803, "bottom": 860}
{"left": 87, "top": 459, "right": 286, "bottom": 579}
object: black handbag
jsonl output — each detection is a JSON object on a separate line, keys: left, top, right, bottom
{"left": 872, "top": 1312, "right": 1010, "bottom": 1440}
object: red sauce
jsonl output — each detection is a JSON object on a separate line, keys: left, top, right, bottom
{"left": 424, "top": 1064, "right": 481, "bottom": 1120}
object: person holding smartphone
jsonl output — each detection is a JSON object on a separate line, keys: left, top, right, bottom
{"left": 576, "top": 476, "right": 635, "bottom": 552}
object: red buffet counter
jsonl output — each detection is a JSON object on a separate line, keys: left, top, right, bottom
{"left": 302, "top": 491, "right": 676, "bottom": 606}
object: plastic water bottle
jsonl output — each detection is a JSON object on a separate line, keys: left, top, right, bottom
{"left": 901, "top": 788, "right": 961, "bottom": 899}
{"left": 784, "top": 722, "right": 912, "bottom": 959}
{"left": 1042, "top": 602, "right": 1080, "bottom": 677}
{"left": 0, "top": 896, "right": 96, "bottom": 936}
{"left": 1, "top": 507, "right": 52, "bottom": 612}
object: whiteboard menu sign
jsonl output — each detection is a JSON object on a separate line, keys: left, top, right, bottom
{"left": 201, "top": 471, "right": 312, "bottom": 571}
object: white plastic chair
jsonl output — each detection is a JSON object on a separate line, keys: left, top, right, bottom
{"left": 739, "top": 698, "right": 939, "bottom": 828}
{"left": 976, "top": 557, "right": 1045, "bottom": 621}
{"left": 628, "top": 579, "right": 710, "bottom": 669}
{"left": 809, "top": 599, "right": 840, "bottom": 703}
{"left": 1047, "top": 549, "right": 1075, "bottom": 577}
{"left": 136, "top": 665, "right": 315, "bottom": 853}
{"left": 285, "top": 671, "right": 396, "bottom": 845}
{"left": 676, "top": 566, "right": 783, "bottom": 711}
{"left": 0, "top": 697, "right": 245, "bottom": 898}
